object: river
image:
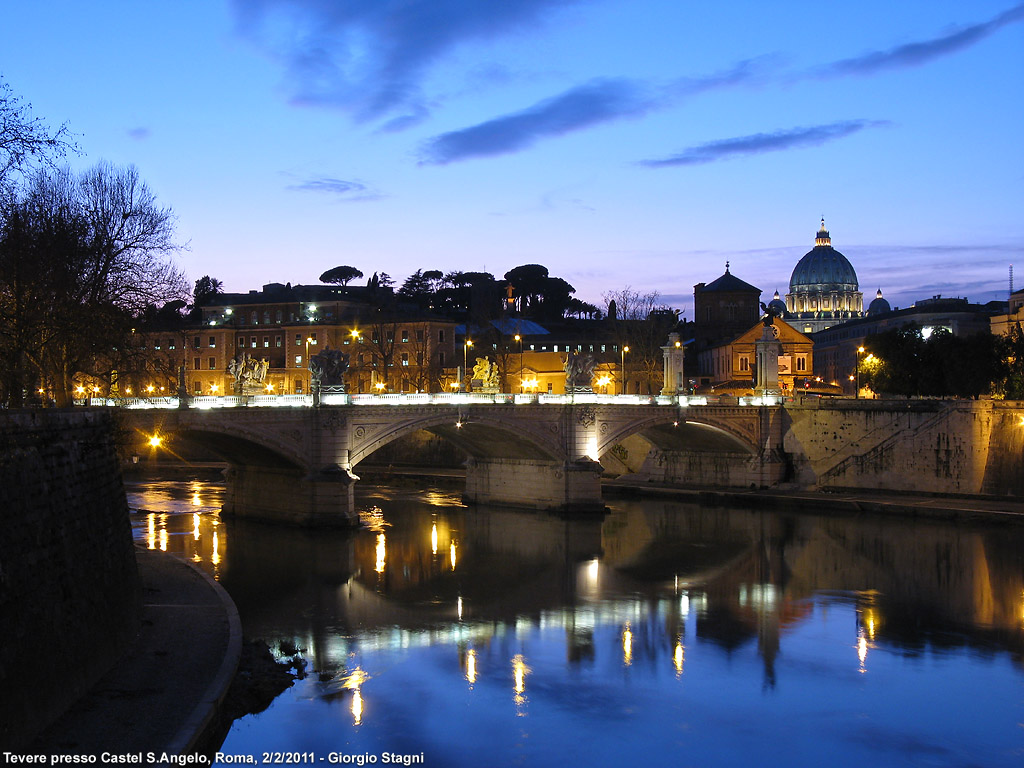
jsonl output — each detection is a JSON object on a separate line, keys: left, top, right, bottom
{"left": 126, "top": 477, "right": 1024, "bottom": 768}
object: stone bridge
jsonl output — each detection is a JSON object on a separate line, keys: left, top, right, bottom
{"left": 115, "top": 396, "right": 1023, "bottom": 525}
{"left": 120, "top": 398, "right": 783, "bottom": 524}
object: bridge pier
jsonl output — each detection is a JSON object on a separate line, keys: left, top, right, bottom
{"left": 222, "top": 464, "right": 359, "bottom": 527}
{"left": 463, "top": 457, "right": 605, "bottom": 513}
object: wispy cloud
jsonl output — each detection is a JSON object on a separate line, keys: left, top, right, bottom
{"left": 127, "top": 127, "right": 151, "bottom": 140}
{"left": 818, "top": 3, "right": 1024, "bottom": 77}
{"left": 232, "top": 0, "right": 585, "bottom": 123}
{"left": 285, "top": 175, "right": 384, "bottom": 201}
{"left": 421, "top": 78, "right": 650, "bottom": 164}
{"left": 639, "top": 120, "right": 889, "bottom": 168}
{"left": 420, "top": 58, "right": 771, "bottom": 164}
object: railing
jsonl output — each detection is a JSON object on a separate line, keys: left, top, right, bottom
{"left": 76, "top": 392, "right": 786, "bottom": 409}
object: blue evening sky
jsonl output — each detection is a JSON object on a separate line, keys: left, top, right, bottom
{"left": 4, "top": 1, "right": 1022, "bottom": 317}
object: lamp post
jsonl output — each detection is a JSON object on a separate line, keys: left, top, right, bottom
{"left": 620, "top": 345, "right": 630, "bottom": 396}
{"left": 305, "top": 336, "right": 314, "bottom": 394}
{"left": 515, "top": 334, "right": 523, "bottom": 394}
{"left": 463, "top": 339, "right": 473, "bottom": 391}
{"left": 855, "top": 346, "right": 865, "bottom": 399}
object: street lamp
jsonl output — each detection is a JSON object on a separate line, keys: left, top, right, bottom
{"left": 514, "top": 334, "right": 524, "bottom": 394}
{"left": 305, "top": 336, "right": 314, "bottom": 393}
{"left": 620, "top": 345, "right": 630, "bottom": 395}
{"left": 855, "top": 346, "right": 865, "bottom": 399}
{"left": 463, "top": 339, "right": 473, "bottom": 390}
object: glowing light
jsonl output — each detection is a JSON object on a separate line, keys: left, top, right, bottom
{"left": 148, "top": 434, "right": 162, "bottom": 448}
{"left": 674, "top": 642, "right": 685, "bottom": 675}
{"left": 512, "top": 655, "right": 529, "bottom": 695}
{"left": 159, "top": 528, "right": 168, "bottom": 552}
{"left": 212, "top": 532, "right": 220, "bottom": 566}
{"left": 680, "top": 594, "right": 690, "bottom": 616}
{"left": 449, "top": 382, "right": 459, "bottom": 390}
{"left": 596, "top": 374, "right": 611, "bottom": 387}
{"left": 375, "top": 382, "right": 386, "bottom": 392}
{"left": 210, "top": 383, "right": 219, "bottom": 394}
{"left": 455, "top": 420, "right": 462, "bottom": 429}
{"left": 191, "top": 492, "right": 201, "bottom": 507}
{"left": 75, "top": 386, "right": 85, "bottom": 395}
{"left": 351, "top": 689, "right": 363, "bottom": 725}
{"left": 147, "top": 513, "right": 156, "bottom": 550}
{"left": 857, "top": 632, "right": 868, "bottom": 672}
{"left": 450, "top": 541, "right": 457, "bottom": 570}
{"left": 146, "top": 385, "right": 155, "bottom": 394}
{"left": 193, "top": 513, "right": 200, "bottom": 540}
{"left": 457, "top": 596, "right": 463, "bottom": 621}
{"left": 431, "top": 523, "right": 438, "bottom": 554}
{"left": 466, "top": 649, "right": 476, "bottom": 684}
{"left": 265, "top": 384, "right": 274, "bottom": 394}
{"left": 375, "top": 533, "right": 386, "bottom": 573}
{"left": 622, "top": 624, "right": 633, "bottom": 666}
{"left": 586, "top": 436, "right": 599, "bottom": 461}
{"left": 587, "top": 558, "right": 599, "bottom": 583}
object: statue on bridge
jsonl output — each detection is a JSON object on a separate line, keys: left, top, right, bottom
{"left": 564, "top": 351, "right": 597, "bottom": 393}
{"left": 227, "top": 351, "right": 270, "bottom": 394}
{"left": 471, "top": 356, "right": 500, "bottom": 391}
{"left": 309, "top": 346, "right": 350, "bottom": 389}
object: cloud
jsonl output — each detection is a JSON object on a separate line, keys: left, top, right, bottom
{"left": 127, "top": 127, "right": 151, "bottom": 140}
{"left": 639, "top": 120, "right": 889, "bottom": 168}
{"left": 421, "top": 79, "right": 651, "bottom": 164}
{"left": 420, "top": 58, "right": 772, "bottom": 164}
{"left": 231, "top": 0, "right": 585, "bottom": 122}
{"left": 818, "top": 3, "right": 1024, "bottom": 77}
{"left": 285, "top": 175, "right": 384, "bottom": 200}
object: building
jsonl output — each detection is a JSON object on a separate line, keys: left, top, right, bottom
{"left": 693, "top": 264, "right": 761, "bottom": 381}
{"left": 182, "top": 283, "right": 456, "bottom": 395}
{"left": 812, "top": 295, "right": 1002, "bottom": 394}
{"left": 699, "top": 318, "right": 813, "bottom": 395}
{"left": 784, "top": 219, "right": 864, "bottom": 334}
{"left": 990, "top": 288, "right": 1024, "bottom": 336}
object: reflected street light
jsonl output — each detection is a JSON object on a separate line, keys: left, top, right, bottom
{"left": 515, "top": 333, "right": 523, "bottom": 394}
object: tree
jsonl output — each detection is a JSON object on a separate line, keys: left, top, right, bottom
{"left": 995, "top": 322, "right": 1024, "bottom": 399}
{"left": 0, "top": 163, "right": 186, "bottom": 406}
{"left": 1, "top": 77, "right": 76, "bottom": 184}
{"left": 193, "top": 275, "right": 223, "bottom": 307}
{"left": 602, "top": 287, "right": 679, "bottom": 394}
{"left": 320, "top": 265, "right": 363, "bottom": 286}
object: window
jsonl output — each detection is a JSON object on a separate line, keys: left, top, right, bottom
{"left": 401, "top": 330, "right": 409, "bottom": 342}
{"left": 416, "top": 330, "right": 424, "bottom": 342}
{"left": 386, "top": 331, "right": 394, "bottom": 343}
{"left": 208, "top": 336, "right": 216, "bottom": 348}
{"left": 208, "top": 357, "right": 216, "bottom": 370}
{"left": 193, "top": 336, "right": 200, "bottom": 349}
{"left": 263, "top": 311, "right": 270, "bottom": 324}
{"left": 295, "top": 355, "right": 302, "bottom": 366}
{"left": 250, "top": 336, "right": 257, "bottom": 348}
{"left": 401, "top": 353, "right": 409, "bottom": 366}
{"left": 237, "top": 335, "right": 244, "bottom": 347}
{"left": 739, "top": 356, "right": 749, "bottom": 372}
{"left": 796, "top": 356, "right": 807, "bottom": 372}
{"left": 251, "top": 311, "right": 258, "bottom": 324}
{"left": 276, "top": 310, "right": 282, "bottom": 323}
{"left": 168, "top": 339, "right": 176, "bottom": 350}
{"left": 276, "top": 336, "right": 282, "bottom": 348}
{"left": 193, "top": 358, "right": 200, "bottom": 370}
{"left": 263, "top": 336, "right": 269, "bottom": 348}
{"left": 295, "top": 380, "right": 303, "bottom": 394}
{"left": 193, "top": 382, "right": 202, "bottom": 395}
{"left": 439, "top": 352, "right": 445, "bottom": 366}
{"left": 154, "top": 340, "right": 162, "bottom": 350}
{"left": 295, "top": 334, "right": 301, "bottom": 347}
{"left": 438, "top": 330, "right": 445, "bottom": 343}
{"left": 310, "top": 333, "right": 317, "bottom": 345}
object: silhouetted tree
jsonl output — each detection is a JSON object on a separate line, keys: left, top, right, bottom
{"left": 320, "top": 265, "right": 363, "bottom": 286}
{"left": 0, "top": 77, "right": 76, "bottom": 184}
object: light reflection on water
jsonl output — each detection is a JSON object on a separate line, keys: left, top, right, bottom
{"left": 126, "top": 479, "right": 1024, "bottom": 768}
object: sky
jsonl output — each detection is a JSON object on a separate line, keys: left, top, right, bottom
{"left": 3, "top": 0, "right": 1023, "bottom": 318}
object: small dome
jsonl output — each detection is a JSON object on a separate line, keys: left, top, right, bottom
{"left": 767, "top": 290, "right": 787, "bottom": 315}
{"left": 867, "top": 288, "right": 891, "bottom": 316}
{"left": 789, "top": 219, "right": 858, "bottom": 293}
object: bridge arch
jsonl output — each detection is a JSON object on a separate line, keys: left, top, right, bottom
{"left": 597, "top": 413, "right": 759, "bottom": 459}
{"left": 348, "top": 408, "right": 565, "bottom": 468}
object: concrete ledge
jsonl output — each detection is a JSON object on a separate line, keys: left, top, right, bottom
{"left": 31, "top": 547, "right": 243, "bottom": 756}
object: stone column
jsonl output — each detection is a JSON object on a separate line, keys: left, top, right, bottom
{"left": 755, "top": 323, "right": 783, "bottom": 395}
{"left": 661, "top": 332, "right": 686, "bottom": 396}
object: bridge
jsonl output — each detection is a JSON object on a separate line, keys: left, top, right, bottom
{"left": 108, "top": 392, "right": 1024, "bottom": 525}
{"left": 113, "top": 392, "right": 783, "bottom": 524}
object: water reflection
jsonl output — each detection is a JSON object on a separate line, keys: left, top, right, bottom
{"left": 126, "top": 480, "right": 1024, "bottom": 767}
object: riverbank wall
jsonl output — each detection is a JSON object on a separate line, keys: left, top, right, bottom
{"left": 0, "top": 410, "right": 141, "bottom": 750}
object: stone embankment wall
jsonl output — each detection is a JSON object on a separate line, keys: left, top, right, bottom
{"left": 0, "top": 410, "right": 140, "bottom": 749}
{"left": 783, "top": 400, "right": 1024, "bottom": 496}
